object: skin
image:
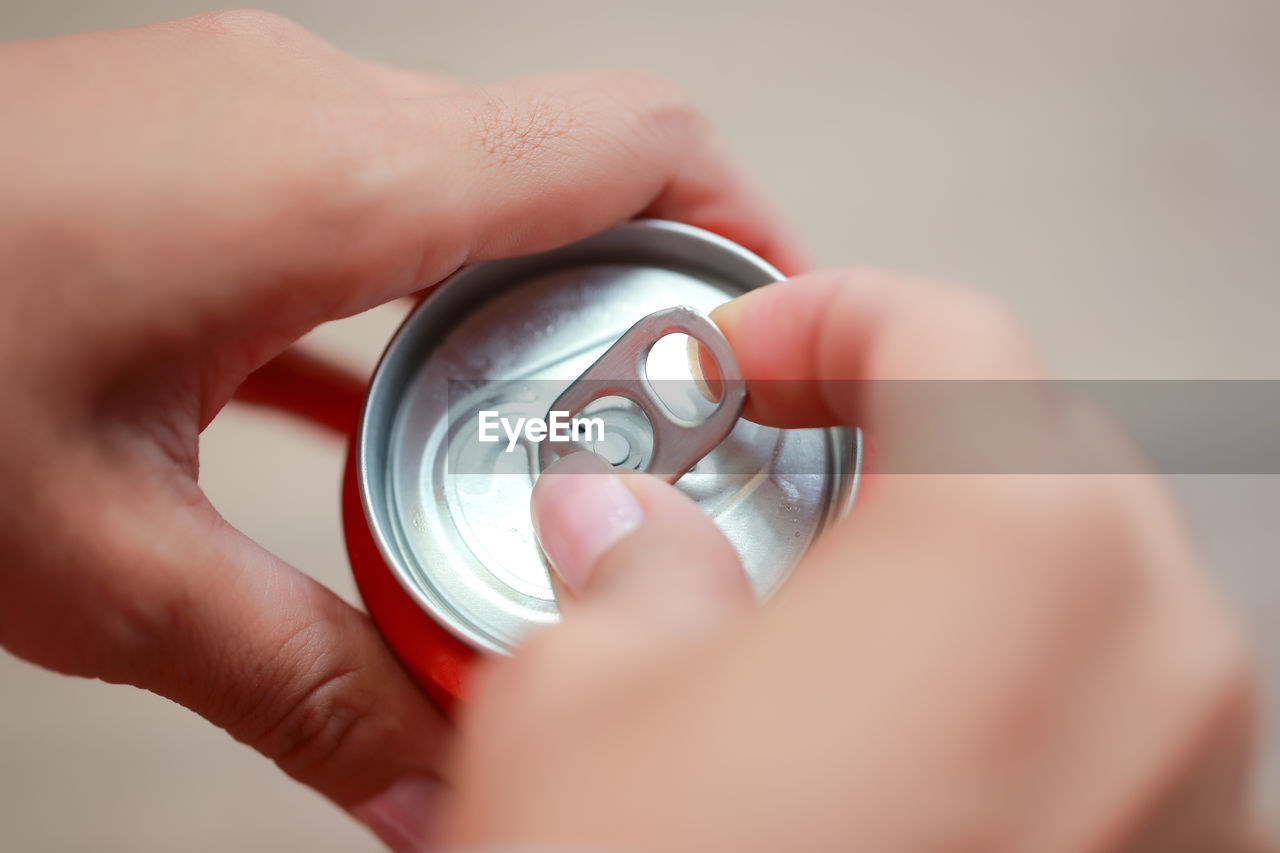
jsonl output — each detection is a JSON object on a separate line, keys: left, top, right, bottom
{"left": 0, "top": 10, "right": 1264, "bottom": 853}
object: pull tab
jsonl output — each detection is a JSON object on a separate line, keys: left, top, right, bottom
{"left": 539, "top": 306, "right": 746, "bottom": 483}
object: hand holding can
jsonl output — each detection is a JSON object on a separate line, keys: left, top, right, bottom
{"left": 442, "top": 270, "right": 1261, "bottom": 851}
{"left": 0, "top": 12, "right": 802, "bottom": 851}
{"left": 0, "top": 10, "right": 1265, "bottom": 853}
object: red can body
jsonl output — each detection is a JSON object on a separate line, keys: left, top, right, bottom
{"left": 331, "top": 221, "right": 859, "bottom": 714}
{"left": 342, "top": 428, "right": 474, "bottom": 713}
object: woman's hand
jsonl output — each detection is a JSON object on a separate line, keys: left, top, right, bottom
{"left": 0, "top": 11, "right": 800, "bottom": 849}
{"left": 449, "top": 270, "right": 1261, "bottom": 851}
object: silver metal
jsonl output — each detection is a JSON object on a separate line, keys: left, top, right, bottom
{"left": 357, "top": 219, "right": 861, "bottom": 655}
{"left": 539, "top": 306, "right": 746, "bottom": 482}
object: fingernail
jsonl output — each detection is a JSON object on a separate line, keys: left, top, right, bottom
{"left": 351, "top": 773, "right": 443, "bottom": 853}
{"left": 685, "top": 335, "right": 721, "bottom": 403}
{"left": 530, "top": 451, "right": 644, "bottom": 595}
{"left": 707, "top": 296, "right": 746, "bottom": 341}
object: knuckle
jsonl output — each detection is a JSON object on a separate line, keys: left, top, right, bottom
{"left": 940, "top": 286, "right": 1025, "bottom": 350}
{"left": 592, "top": 68, "right": 705, "bottom": 147}
{"left": 836, "top": 270, "right": 1040, "bottom": 379}
{"left": 239, "top": 624, "right": 376, "bottom": 776}
{"left": 595, "top": 67, "right": 689, "bottom": 102}
{"left": 596, "top": 68, "right": 697, "bottom": 117}
{"left": 1015, "top": 470, "right": 1118, "bottom": 533}
{"left": 268, "top": 672, "right": 369, "bottom": 775}
{"left": 903, "top": 281, "right": 1030, "bottom": 369}
{"left": 188, "top": 8, "right": 309, "bottom": 43}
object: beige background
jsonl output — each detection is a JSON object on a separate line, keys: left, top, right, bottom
{"left": 2, "top": 1, "right": 1277, "bottom": 849}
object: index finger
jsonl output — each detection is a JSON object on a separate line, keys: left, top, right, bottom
{"left": 422, "top": 70, "right": 807, "bottom": 270}
{"left": 323, "top": 69, "right": 807, "bottom": 318}
{"left": 706, "top": 268, "right": 1046, "bottom": 432}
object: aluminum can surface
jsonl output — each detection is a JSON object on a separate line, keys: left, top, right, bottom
{"left": 343, "top": 220, "right": 860, "bottom": 709}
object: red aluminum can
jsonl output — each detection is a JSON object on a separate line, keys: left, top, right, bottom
{"left": 343, "top": 220, "right": 860, "bottom": 711}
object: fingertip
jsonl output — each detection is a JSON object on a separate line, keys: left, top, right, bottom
{"left": 530, "top": 452, "right": 644, "bottom": 596}
{"left": 531, "top": 453, "right": 751, "bottom": 622}
{"left": 708, "top": 278, "right": 847, "bottom": 426}
{"left": 707, "top": 286, "right": 763, "bottom": 391}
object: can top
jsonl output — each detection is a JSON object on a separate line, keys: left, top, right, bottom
{"left": 358, "top": 220, "right": 859, "bottom": 654}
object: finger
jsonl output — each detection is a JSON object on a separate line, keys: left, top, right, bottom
{"left": 641, "top": 137, "right": 811, "bottom": 275}
{"left": 92, "top": 494, "right": 451, "bottom": 851}
{"left": 421, "top": 70, "right": 807, "bottom": 278}
{"left": 704, "top": 268, "right": 1046, "bottom": 431}
{"left": 530, "top": 451, "right": 751, "bottom": 638}
{"left": 272, "top": 69, "right": 806, "bottom": 323}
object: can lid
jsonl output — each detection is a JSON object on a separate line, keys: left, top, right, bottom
{"left": 358, "top": 220, "right": 859, "bottom": 654}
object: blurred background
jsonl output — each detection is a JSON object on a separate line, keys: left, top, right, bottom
{"left": 1, "top": 1, "right": 1277, "bottom": 849}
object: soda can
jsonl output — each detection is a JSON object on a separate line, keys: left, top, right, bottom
{"left": 342, "top": 219, "right": 860, "bottom": 710}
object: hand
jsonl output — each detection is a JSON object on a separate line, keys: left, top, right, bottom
{"left": 0, "top": 10, "right": 802, "bottom": 849}
{"left": 448, "top": 270, "right": 1262, "bottom": 851}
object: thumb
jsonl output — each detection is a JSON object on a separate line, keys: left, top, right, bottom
{"left": 530, "top": 451, "right": 752, "bottom": 638}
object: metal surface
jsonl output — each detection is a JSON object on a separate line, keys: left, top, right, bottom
{"left": 358, "top": 220, "right": 860, "bottom": 654}
{"left": 539, "top": 306, "right": 746, "bottom": 482}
